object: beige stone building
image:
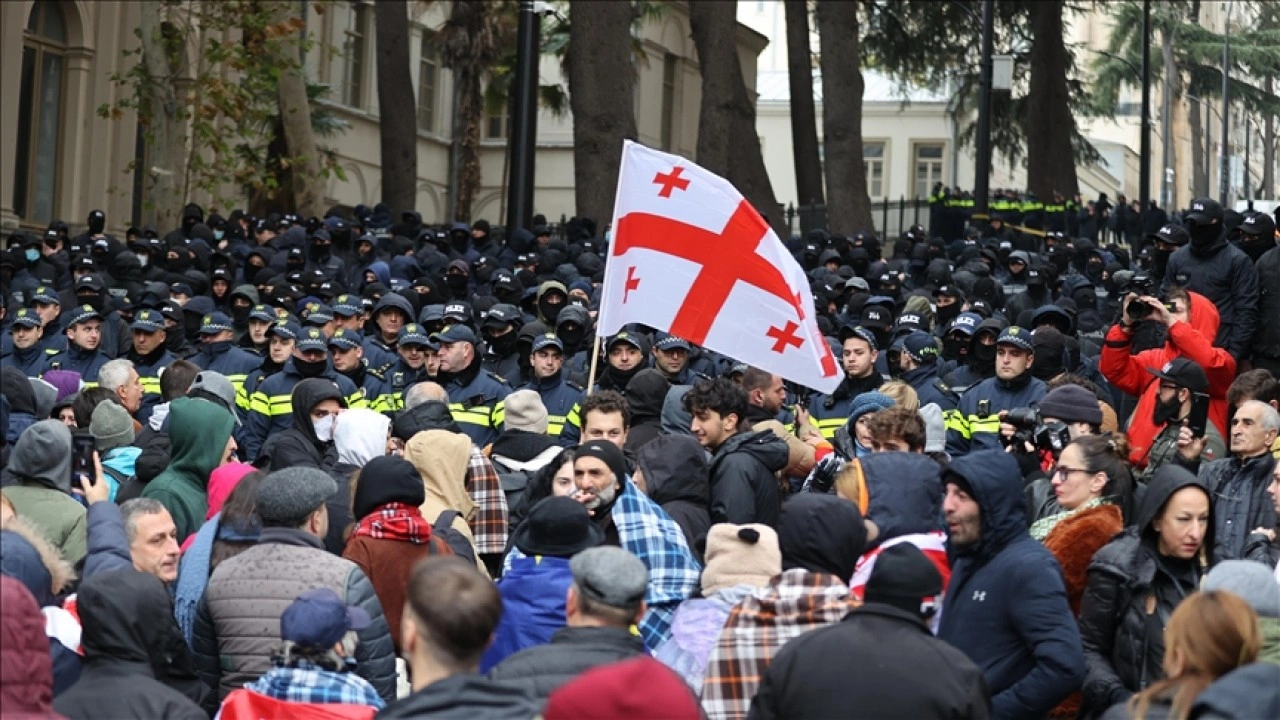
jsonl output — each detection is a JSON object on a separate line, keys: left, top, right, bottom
{"left": 1, "top": 1, "right": 767, "bottom": 236}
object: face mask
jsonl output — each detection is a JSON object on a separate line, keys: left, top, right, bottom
{"left": 294, "top": 355, "right": 327, "bottom": 378}
{"left": 184, "top": 314, "right": 204, "bottom": 342}
{"left": 558, "top": 324, "right": 586, "bottom": 350}
{"left": 79, "top": 294, "right": 106, "bottom": 313}
{"left": 1152, "top": 393, "right": 1182, "bottom": 426}
{"left": 88, "top": 214, "right": 105, "bottom": 235}
{"left": 25, "top": 248, "right": 40, "bottom": 263}
{"left": 232, "top": 305, "right": 251, "bottom": 325}
{"left": 446, "top": 274, "right": 469, "bottom": 297}
{"left": 475, "top": 266, "right": 493, "bottom": 283}
{"left": 287, "top": 258, "right": 305, "bottom": 271}
{"left": 358, "top": 246, "right": 374, "bottom": 262}
{"left": 942, "top": 335, "right": 967, "bottom": 362}
{"left": 1153, "top": 248, "right": 1171, "bottom": 276}
{"left": 309, "top": 243, "right": 331, "bottom": 261}
{"left": 1189, "top": 221, "right": 1220, "bottom": 250}
{"left": 538, "top": 297, "right": 563, "bottom": 324}
{"left": 135, "top": 252, "right": 150, "bottom": 268}
{"left": 971, "top": 342, "right": 997, "bottom": 366}
{"left": 486, "top": 331, "right": 519, "bottom": 357}
{"left": 1032, "top": 351, "right": 1064, "bottom": 381}
{"left": 312, "top": 414, "right": 336, "bottom": 442}
{"left": 1085, "top": 262, "right": 1103, "bottom": 280}
{"left": 451, "top": 234, "right": 470, "bottom": 252}
{"left": 936, "top": 302, "right": 961, "bottom": 328}
{"left": 213, "top": 229, "right": 225, "bottom": 242}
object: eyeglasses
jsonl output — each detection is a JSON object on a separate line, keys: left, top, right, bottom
{"left": 1053, "top": 466, "right": 1089, "bottom": 478}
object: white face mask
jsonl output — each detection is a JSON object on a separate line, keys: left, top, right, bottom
{"left": 313, "top": 414, "right": 336, "bottom": 442}
{"left": 135, "top": 253, "right": 149, "bottom": 267}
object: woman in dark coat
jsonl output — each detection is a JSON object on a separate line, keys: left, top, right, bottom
{"left": 1078, "top": 465, "right": 1215, "bottom": 719}
{"left": 633, "top": 434, "right": 711, "bottom": 559}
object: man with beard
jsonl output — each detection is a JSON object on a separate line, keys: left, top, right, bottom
{"left": 431, "top": 323, "right": 511, "bottom": 447}
{"left": 806, "top": 325, "right": 883, "bottom": 441}
{"left": 1162, "top": 198, "right": 1259, "bottom": 361}
{"left": 1135, "top": 358, "right": 1226, "bottom": 481}
{"left": 481, "top": 304, "right": 523, "bottom": 382}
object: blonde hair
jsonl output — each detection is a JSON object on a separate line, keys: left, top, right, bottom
{"left": 878, "top": 380, "right": 919, "bottom": 412}
{"left": 1129, "top": 590, "right": 1259, "bottom": 720}
{"left": 834, "top": 459, "right": 869, "bottom": 514}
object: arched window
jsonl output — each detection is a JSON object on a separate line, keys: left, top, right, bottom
{"left": 14, "top": 2, "right": 69, "bottom": 225}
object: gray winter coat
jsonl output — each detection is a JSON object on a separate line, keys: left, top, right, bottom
{"left": 191, "top": 527, "right": 396, "bottom": 702}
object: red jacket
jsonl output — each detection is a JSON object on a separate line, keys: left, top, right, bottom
{"left": 1100, "top": 291, "right": 1235, "bottom": 469}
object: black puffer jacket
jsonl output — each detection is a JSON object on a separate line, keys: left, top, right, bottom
{"left": 708, "top": 429, "right": 788, "bottom": 527}
{"left": 54, "top": 569, "right": 211, "bottom": 719}
{"left": 488, "top": 626, "right": 646, "bottom": 702}
{"left": 1077, "top": 466, "right": 1213, "bottom": 719}
{"left": 635, "top": 434, "right": 711, "bottom": 557}
{"left": 1161, "top": 236, "right": 1258, "bottom": 360}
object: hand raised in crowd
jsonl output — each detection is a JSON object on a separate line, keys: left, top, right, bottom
{"left": 74, "top": 451, "right": 111, "bottom": 506}
{"left": 1175, "top": 422, "right": 1207, "bottom": 462}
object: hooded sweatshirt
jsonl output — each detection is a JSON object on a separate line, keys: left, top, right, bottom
{"left": 142, "top": 397, "right": 235, "bottom": 544}
{"left": 0, "top": 420, "right": 85, "bottom": 565}
{"left": 1, "top": 366, "right": 38, "bottom": 445}
{"left": 1100, "top": 290, "right": 1235, "bottom": 469}
{"left": 334, "top": 408, "right": 391, "bottom": 469}
{"left": 622, "top": 368, "right": 670, "bottom": 453}
{"left": 405, "top": 429, "right": 485, "bottom": 574}
{"left": 937, "top": 450, "right": 1085, "bottom": 720}
{"left": 634, "top": 434, "right": 712, "bottom": 556}
{"left": 54, "top": 569, "right": 211, "bottom": 719}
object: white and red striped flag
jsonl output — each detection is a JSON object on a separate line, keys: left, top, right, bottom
{"left": 597, "top": 140, "right": 840, "bottom": 393}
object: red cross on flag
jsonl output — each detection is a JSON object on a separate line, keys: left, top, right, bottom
{"left": 597, "top": 140, "right": 840, "bottom": 393}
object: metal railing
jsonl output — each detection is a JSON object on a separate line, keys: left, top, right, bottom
{"left": 783, "top": 197, "right": 932, "bottom": 239}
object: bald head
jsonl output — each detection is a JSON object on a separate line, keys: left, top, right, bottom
{"left": 405, "top": 381, "right": 450, "bottom": 409}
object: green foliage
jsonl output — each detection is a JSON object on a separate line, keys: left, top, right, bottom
{"left": 860, "top": 0, "right": 1100, "bottom": 169}
{"left": 97, "top": 0, "right": 348, "bottom": 212}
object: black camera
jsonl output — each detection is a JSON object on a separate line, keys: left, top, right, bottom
{"left": 1003, "top": 408, "right": 1072, "bottom": 455}
{"left": 1126, "top": 273, "right": 1157, "bottom": 320}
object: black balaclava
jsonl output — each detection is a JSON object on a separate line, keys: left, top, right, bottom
{"left": 167, "top": 248, "right": 193, "bottom": 274}
{"left": 231, "top": 303, "right": 252, "bottom": 326}
{"left": 294, "top": 355, "right": 328, "bottom": 378}
{"left": 485, "top": 326, "right": 519, "bottom": 357}
{"left": 309, "top": 238, "right": 332, "bottom": 262}
{"left": 936, "top": 301, "right": 962, "bottom": 328}
{"left": 557, "top": 322, "right": 586, "bottom": 353}
{"left": 1188, "top": 221, "right": 1221, "bottom": 255}
{"left": 445, "top": 272, "right": 469, "bottom": 298}
{"left": 183, "top": 314, "right": 204, "bottom": 343}
{"left": 942, "top": 333, "right": 968, "bottom": 362}
{"left": 538, "top": 293, "right": 565, "bottom": 326}
{"left": 87, "top": 210, "right": 106, "bottom": 235}
{"left": 1153, "top": 247, "right": 1173, "bottom": 279}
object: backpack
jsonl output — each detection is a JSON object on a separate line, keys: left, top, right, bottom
{"left": 432, "top": 509, "right": 478, "bottom": 565}
{"left": 490, "top": 460, "right": 532, "bottom": 525}
{"left": 102, "top": 465, "right": 139, "bottom": 502}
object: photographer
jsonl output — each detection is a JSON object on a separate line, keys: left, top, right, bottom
{"left": 1136, "top": 359, "right": 1226, "bottom": 483}
{"left": 1100, "top": 285, "right": 1235, "bottom": 474}
{"left": 1017, "top": 385, "right": 1105, "bottom": 499}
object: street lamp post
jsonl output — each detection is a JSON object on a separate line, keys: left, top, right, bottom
{"left": 973, "top": 0, "right": 995, "bottom": 221}
{"left": 1219, "top": 1, "right": 1235, "bottom": 204}
{"left": 1140, "top": 0, "right": 1152, "bottom": 215}
{"left": 505, "top": 0, "right": 540, "bottom": 234}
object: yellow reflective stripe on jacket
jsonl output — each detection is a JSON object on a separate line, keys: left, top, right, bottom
{"left": 448, "top": 403, "right": 494, "bottom": 428}
{"left": 139, "top": 377, "right": 162, "bottom": 393}
{"left": 372, "top": 392, "right": 401, "bottom": 414}
{"left": 250, "top": 393, "right": 293, "bottom": 417}
{"left": 967, "top": 414, "right": 1002, "bottom": 436}
{"left": 491, "top": 400, "right": 505, "bottom": 427}
{"left": 943, "top": 409, "right": 969, "bottom": 437}
{"left": 564, "top": 404, "right": 581, "bottom": 429}
{"left": 346, "top": 391, "right": 368, "bottom": 410}
{"left": 813, "top": 417, "right": 846, "bottom": 440}
{"left": 546, "top": 414, "right": 567, "bottom": 436}
{"left": 235, "top": 385, "right": 251, "bottom": 411}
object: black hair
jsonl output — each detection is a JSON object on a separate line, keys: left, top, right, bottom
{"left": 684, "top": 377, "right": 749, "bottom": 426}
{"left": 580, "top": 390, "right": 631, "bottom": 429}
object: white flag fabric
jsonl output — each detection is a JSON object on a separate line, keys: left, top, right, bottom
{"left": 597, "top": 140, "right": 840, "bottom": 393}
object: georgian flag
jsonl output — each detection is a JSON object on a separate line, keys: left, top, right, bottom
{"left": 597, "top": 141, "right": 840, "bottom": 393}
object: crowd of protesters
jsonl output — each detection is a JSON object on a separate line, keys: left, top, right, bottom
{"left": 1, "top": 192, "right": 1279, "bottom": 720}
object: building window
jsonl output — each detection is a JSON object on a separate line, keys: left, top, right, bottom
{"left": 341, "top": 2, "right": 368, "bottom": 108}
{"left": 660, "top": 53, "right": 677, "bottom": 151}
{"left": 863, "top": 142, "right": 885, "bottom": 198}
{"left": 484, "top": 85, "right": 510, "bottom": 140}
{"left": 418, "top": 30, "right": 438, "bottom": 132}
{"left": 14, "top": 2, "right": 68, "bottom": 225}
{"left": 914, "top": 143, "right": 944, "bottom": 200}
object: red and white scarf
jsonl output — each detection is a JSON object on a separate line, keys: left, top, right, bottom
{"left": 352, "top": 502, "right": 432, "bottom": 544}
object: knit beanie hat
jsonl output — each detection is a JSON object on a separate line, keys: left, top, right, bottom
{"left": 89, "top": 401, "right": 135, "bottom": 451}
{"left": 256, "top": 467, "right": 338, "bottom": 524}
{"left": 41, "top": 369, "right": 83, "bottom": 403}
{"left": 544, "top": 657, "right": 700, "bottom": 720}
{"left": 848, "top": 391, "right": 895, "bottom": 424}
{"left": 1203, "top": 560, "right": 1280, "bottom": 618}
{"left": 577, "top": 439, "right": 628, "bottom": 485}
{"left": 1038, "top": 384, "right": 1103, "bottom": 426}
{"left": 352, "top": 455, "right": 425, "bottom": 520}
{"left": 700, "top": 524, "right": 782, "bottom": 596}
{"left": 503, "top": 389, "right": 548, "bottom": 434}
{"left": 917, "top": 403, "right": 947, "bottom": 453}
{"left": 864, "top": 542, "right": 944, "bottom": 619}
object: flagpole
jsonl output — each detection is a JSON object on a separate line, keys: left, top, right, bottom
{"left": 588, "top": 139, "right": 635, "bottom": 392}
{"left": 586, "top": 333, "right": 603, "bottom": 392}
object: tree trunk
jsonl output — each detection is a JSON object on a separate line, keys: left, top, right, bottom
{"left": 271, "top": 1, "right": 323, "bottom": 217}
{"left": 374, "top": 0, "right": 418, "bottom": 214}
{"left": 785, "top": 0, "right": 823, "bottom": 208}
{"left": 139, "top": 1, "right": 188, "bottom": 233}
{"left": 1189, "top": 97, "right": 1205, "bottom": 196}
{"left": 689, "top": 0, "right": 785, "bottom": 235}
{"left": 1024, "top": 0, "right": 1078, "bottom": 199}
{"left": 815, "top": 1, "right": 873, "bottom": 235}
{"left": 567, "top": 1, "right": 636, "bottom": 226}
{"left": 1264, "top": 74, "right": 1275, "bottom": 199}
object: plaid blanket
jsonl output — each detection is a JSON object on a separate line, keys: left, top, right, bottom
{"left": 700, "top": 569, "right": 857, "bottom": 720}
{"left": 465, "top": 445, "right": 509, "bottom": 554}
{"left": 504, "top": 480, "right": 700, "bottom": 650}
{"left": 243, "top": 661, "right": 384, "bottom": 709}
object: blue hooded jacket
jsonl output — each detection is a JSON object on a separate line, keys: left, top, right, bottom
{"left": 937, "top": 450, "right": 1085, "bottom": 720}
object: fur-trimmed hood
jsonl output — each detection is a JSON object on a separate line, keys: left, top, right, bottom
{"left": 0, "top": 516, "right": 76, "bottom": 606}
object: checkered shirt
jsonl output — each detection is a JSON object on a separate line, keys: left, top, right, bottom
{"left": 465, "top": 444, "right": 509, "bottom": 554}
{"left": 243, "top": 661, "right": 385, "bottom": 709}
{"left": 700, "top": 569, "right": 857, "bottom": 720}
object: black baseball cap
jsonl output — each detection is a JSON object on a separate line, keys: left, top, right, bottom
{"left": 1147, "top": 357, "right": 1208, "bottom": 393}
{"left": 1240, "top": 212, "right": 1276, "bottom": 238}
{"left": 1150, "top": 223, "right": 1191, "bottom": 246}
{"left": 1185, "top": 197, "right": 1223, "bottom": 225}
